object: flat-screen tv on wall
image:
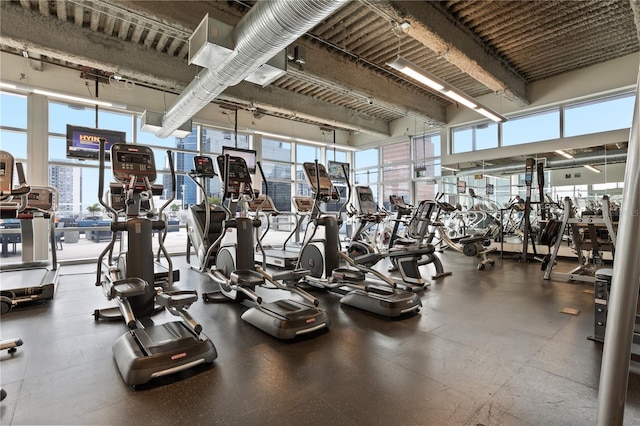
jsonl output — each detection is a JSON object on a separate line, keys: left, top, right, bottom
{"left": 66, "top": 125, "right": 127, "bottom": 160}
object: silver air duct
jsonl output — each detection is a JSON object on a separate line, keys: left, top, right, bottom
{"left": 155, "top": 0, "right": 346, "bottom": 138}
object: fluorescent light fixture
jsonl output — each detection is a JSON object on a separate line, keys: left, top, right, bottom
{"left": 254, "top": 130, "right": 357, "bottom": 151}
{"left": 399, "top": 67, "right": 444, "bottom": 91}
{"left": 584, "top": 165, "right": 601, "bottom": 173}
{"left": 254, "top": 130, "right": 294, "bottom": 141}
{"left": 445, "top": 90, "right": 477, "bottom": 109}
{"left": 441, "top": 166, "right": 460, "bottom": 172}
{"left": 386, "top": 56, "right": 507, "bottom": 123}
{"left": 475, "top": 108, "right": 503, "bottom": 123}
{"left": 0, "top": 82, "right": 18, "bottom": 90}
{"left": 32, "top": 89, "right": 116, "bottom": 108}
{"left": 554, "top": 149, "right": 574, "bottom": 159}
{"left": 0, "top": 81, "right": 127, "bottom": 109}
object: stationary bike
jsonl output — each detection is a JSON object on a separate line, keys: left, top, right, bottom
{"left": 94, "top": 141, "right": 217, "bottom": 386}
{"left": 204, "top": 154, "right": 330, "bottom": 339}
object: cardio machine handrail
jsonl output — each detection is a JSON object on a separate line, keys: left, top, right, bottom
{"left": 96, "top": 138, "right": 119, "bottom": 287}
{"left": 157, "top": 150, "right": 176, "bottom": 289}
{"left": 254, "top": 161, "right": 269, "bottom": 269}
{"left": 338, "top": 163, "right": 350, "bottom": 219}
{"left": 187, "top": 160, "right": 215, "bottom": 249}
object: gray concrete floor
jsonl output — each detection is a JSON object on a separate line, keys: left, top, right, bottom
{"left": 1, "top": 251, "right": 639, "bottom": 425}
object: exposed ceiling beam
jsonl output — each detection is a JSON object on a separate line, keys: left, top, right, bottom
{"left": 109, "top": 0, "right": 447, "bottom": 125}
{"left": 375, "top": 0, "right": 530, "bottom": 107}
{"left": 631, "top": 0, "right": 640, "bottom": 46}
{"left": 288, "top": 40, "right": 447, "bottom": 125}
{"left": 0, "top": 2, "right": 390, "bottom": 135}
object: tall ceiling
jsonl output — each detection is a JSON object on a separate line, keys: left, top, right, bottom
{"left": 1, "top": 0, "right": 639, "bottom": 137}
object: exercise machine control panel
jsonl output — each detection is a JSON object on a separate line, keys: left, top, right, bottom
{"left": 26, "top": 188, "right": 54, "bottom": 211}
{"left": 355, "top": 186, "right": 377, "bottom": 215}
{"left": 217, "top": 155, "right": 254, "bottom": 199}
{"left": 302, "top": 162, "right": 339, "bottom": 201}
{"left": 193, "top": 156, "right": 217, "bottom": 178}
{"left": 248, "top": 195, "right": 276, "bottom": 213}
{"left": 111, "top": 143, "right": 157, "bottom": 187}
{"left": 292, "top": 196, "right": 314, "bottom": 214}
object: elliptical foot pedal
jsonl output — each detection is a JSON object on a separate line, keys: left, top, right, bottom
{"left": 111, "top": 277, "right": 147, "bottom": 298}
{"left": 230, "top": 270, "right": 264, "bottom": 287}
{"left": 157, "top": 290, "right": 198, "bottom": 308}
{"left": 332, "top": 268, "right": 365, "bottom": 283}
{"left": 272, "top": 268, "right": 309, "bottom": 283}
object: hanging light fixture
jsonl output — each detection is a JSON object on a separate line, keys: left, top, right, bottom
{"left": 387, "top": 56, "right": 507, "bottom": 123}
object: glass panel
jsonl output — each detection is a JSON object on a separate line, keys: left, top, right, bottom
{"left": 413, "top": 133, "right": 440, "bottom": 159}
{"left": 263, "top": 182, "right": 292, "bottom": 212}
{"left": 475, "top": 123, "right": 498, "bottom": 150}
{"left": 414, "top": 158, "right": 441, "bottom": 178}
{"left": 261, "top": 161, "right": 291, "bottom": 180}
{"left": 326, "top": 149, "right": 347, "bottom": 163}
{"left": 49, "top": 101, "right": 133, "bottom": 140}
{"left": 49, "top": 165, "right": 108, "bottom": 218}
{"left": 452, "top": 127, "right": 473, "bottom": 153}
{"left": 296, "top": 144, "right": 321, "bottom": 163}
{"left": 296, "top": 182, "right": 313, "bottom": 197}
{"left": 202, "top": 127, "right": 249, "bottom": 153}
{"left": 502, "top": 109, "right": 560, "bottom": 146}
{"left": 172, "top": 151, "right": 197, "bottom": 174}
{"left": 262, "top": 138, "right": 292, "bottom": 161}
{"left": 0, "top": 92, "right": 27, "bottom": 129}
{"left": 415, "top": 181, "right": 438, "bottom": 202}
{"left": 452, "top": 123, "right": 498, "bottom": 152}
{"left": 382, "top": 182, "right": 409, "bottom": 209}
{"left": 382, "top": 142, "right": 409, "bottom": 165}
{"left": 0, "top": 130, "right": 27, "bottom": 158}
{"left": 354, "top": 168, "right": 378, "bottom": 185}
{"left": 565, "top": 93, "right": 635, "bottom": 137}
{"left": 382, "top": 164, "right": 410, "bottom": 181}
{"left": 355, "top": 148, "right": 378, "bottom": 168}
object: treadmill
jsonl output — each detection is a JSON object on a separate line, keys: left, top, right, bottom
{"left": 0, "top": 151, "right": 58, "bottom": 313}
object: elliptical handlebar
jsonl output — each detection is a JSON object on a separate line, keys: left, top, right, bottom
{"left": 220, "top": 154, "right": 232, "bottom": 219}
{"left": 98, "top": 138, "right": 118, "bottom": 220}
{"left": 337, "top": 163, "right": 350, "bottom": 218}
{"left": 158, "top": 150, "right": 176, "bottom": 215}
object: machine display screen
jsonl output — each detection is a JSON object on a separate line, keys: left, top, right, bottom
{"left": 194, "top": 156, "right": 216, "bottom": 175}
{"left": 118, "top": 152, "right": 151, "bottom": 166}
{"left": 328, "top": 161, "right": 349, "bottom": 183}
{"left": 222, "top": 147, "right": 257, "bottom": 174}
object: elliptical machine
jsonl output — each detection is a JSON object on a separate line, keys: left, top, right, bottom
{"left": 204, "top": 154, "right": 330, "bottom": 339}
{"left": 347, "top": 186, "right": 451, "bottom": 291}
{"left": 94, "top": 141, "right": 217, "bottom": 386}
{"left": 298, "top": 161, "right": 421, "bottom": 318}
{"left": 186, "top": 155, "right": 227, "bottom": 272}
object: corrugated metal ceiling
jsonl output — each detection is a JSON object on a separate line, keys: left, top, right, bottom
{"left": 0, "top": 0, "right": 637, "bottom": 132}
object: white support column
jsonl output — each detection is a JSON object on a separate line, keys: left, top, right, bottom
{"left": 26, "top": 92, "right": 49, "bottom": 261}
{"left": 597, "top": 70, "right": 640, "bottom": 425}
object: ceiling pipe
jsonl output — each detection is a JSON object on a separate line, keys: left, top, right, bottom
{"left": 156, "top": 0, "right": 347, "bottom": 138}
{"left": 452, "top": 150, "right": 628, "bottom": 176}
